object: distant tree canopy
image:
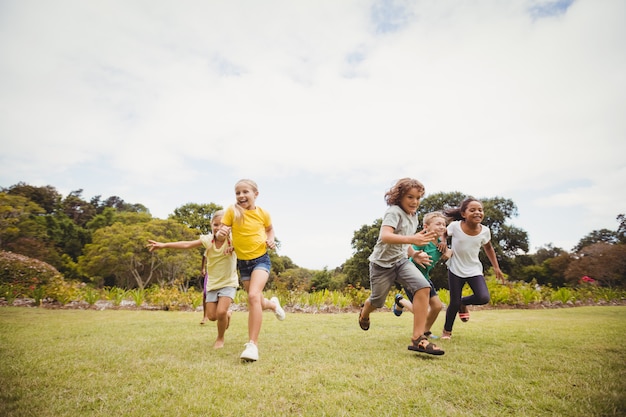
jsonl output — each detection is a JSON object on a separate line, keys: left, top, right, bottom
{"left": 1, "top": 182, "right": 624, "bottom": 290}
{"left": 169, "top": 202, "right": 222, "bottom": 235}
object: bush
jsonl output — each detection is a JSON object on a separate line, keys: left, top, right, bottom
{"left": 0, "top": 250, "right": 63, "bottom": 300}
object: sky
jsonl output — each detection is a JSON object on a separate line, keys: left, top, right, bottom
{"left": 1, "top": 0, "right": 624, "bottom": 271}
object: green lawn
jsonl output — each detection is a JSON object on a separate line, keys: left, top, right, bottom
{"left": 1, "top": 306, "right": 624, "bottom": 416}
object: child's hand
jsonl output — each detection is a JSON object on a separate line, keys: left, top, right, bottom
{"left": 413, "top": 251, "right": 432, "bottom": 268}
{"left": 215, "top": 226, "right": 231, "bottom": 240}
{"left": 146, "top": 240, "right": 162, "bottom": 252}
{"left": 266, "top": 239, "right": 276, "bottom": 250}
{"left": 436, "top": 241, "right": 448, "bottom": 253}
{"left": 495, "top": 268, "right": 506, "bottom": 284}
{"left": 412, "top": 229, "right": 437, "bottom": 246}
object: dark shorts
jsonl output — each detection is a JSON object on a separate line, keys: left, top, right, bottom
{"left": 403, "top": 278, "right": 438, "bottom": 301}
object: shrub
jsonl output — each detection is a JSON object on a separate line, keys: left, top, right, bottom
{"left": 45, "top": 277, "right": 82, "bottom": 305}
{"left": 0, "top": 250, "right": 63, "bottom": 300}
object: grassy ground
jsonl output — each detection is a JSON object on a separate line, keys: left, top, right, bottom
{"left": 1, "top": 306, "right": 625, "bottom": 417}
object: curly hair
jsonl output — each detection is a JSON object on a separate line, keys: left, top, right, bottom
{"left": 384, "top": 178, "right": 425, "bottom": 206}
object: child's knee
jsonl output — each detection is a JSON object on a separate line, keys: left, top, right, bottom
{"left": 431, "top": 298, "right": 443, "bottom": 312}
{"left": 476, "top": 294, "right": 490, "bottom": 305}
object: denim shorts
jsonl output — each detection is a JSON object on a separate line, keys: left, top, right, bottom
{"left": 204, "top": 286, "right": 237, "bottom": 303}
{"left": 237, "top": 253, "right": 271, "bottom": 281}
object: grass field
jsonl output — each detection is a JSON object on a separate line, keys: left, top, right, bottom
{"left": 1, "top": 306, "right": 625, "bottom": 416}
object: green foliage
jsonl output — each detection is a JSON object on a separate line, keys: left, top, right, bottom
{"left": 44, "top": 277, "right": 82, "bottom": 305}
{"left": 0, "top": 251, "right": 63, "bottom": 301}
{"left": 103, "top": 286, "right": 127, "bottom": 306}
{"left": 169, "top": 202, "right": 222, "bottom": 235}
{"left": 146, "top": 285, "right": 185, "bottom": 310}
{"left": 128, "top": 288, "right": 146, "bottom": 307}
{"left": 344, "top": 219, "right": 381, "bottom": 288}
{"left": 79, "top": 218, "right": 200, "bottom": 289}
{"left": 273, "top": 267, "right": 312, "bottom": 292}
{"left": 565, "top": 242, "right": 626, "bottom": 287}
{"left": 81, "top": 286, "right": 101, "bottom": 305}
{"left": 551, "top": 287, "right": 574, "bottom": 303}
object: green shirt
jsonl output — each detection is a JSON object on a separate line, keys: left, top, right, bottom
{"left": 409, "top": 239, "right": 443, "bottom": 280}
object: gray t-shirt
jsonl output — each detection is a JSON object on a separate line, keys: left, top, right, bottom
{"left": 368, "top": 205, "right": 419, "bottom": 268}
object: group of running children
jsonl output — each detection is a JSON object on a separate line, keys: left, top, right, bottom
{"left": 147, "top": 177, "right": 504, "bottom": 361}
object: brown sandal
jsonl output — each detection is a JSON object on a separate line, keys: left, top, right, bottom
{"left": 408, "top": 335, "right": 445, "bottom": 355}
{"left": 358, "top": 305, "right": 370, "bottom": 331}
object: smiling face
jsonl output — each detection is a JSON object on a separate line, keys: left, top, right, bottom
{"left": 461, "top": 200, "right": 484, "bottom": 225}
{"left": 234, "top": 182, "right": 258, "bottom": 210}
{"left": 424, "top": 215, "right": 447, "bottom": 238}
{"left": 399, "top": 187, "right": 423, "bottom": 215}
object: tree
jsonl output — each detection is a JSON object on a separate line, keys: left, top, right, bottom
{"left": 0, "top": 192, "right": 48, "bottom": 251}
{"left": 543, "top": 253, "right": 572, "bottom": 287}
{"left": 60, "top": 190, "right": 97, "bottom": 227}
{"left": 3, "top": 183, "right": 61, "bottom": 214}
{"left": 573, "top": 229, "right": 620, "bottom": 253}
{"left": 532, "top": 244, "right": 567, "bottom": 264}
{"left": 565, "top": 242, "right": 626, "bottom": 287}
{"left": 310, "top": 267, "right": 333, "bottom": 291}
{"left": 617, "top": 214, "right": 626, "bottom": 244}
{"left": 343, "top": 219, "right": 381, "bottom": 288}
{"left": 79, "top": 219, "right": 199, "bottom": 289}
{"left": 169, "top": 203, "right": 222, "bottom": 235}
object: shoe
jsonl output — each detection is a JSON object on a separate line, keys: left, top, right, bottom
{"left": 408, "top": 335, "right": 445, "bottom": 356}
{"left": 393, "top": 294, "right": 404, "bottom": 317}
{"left": 358, "top": 305, "right": 370, "bottom": 331}
{"left": 441, "top": 330, "right": 452, "bottom": 340}
{"left": 240, "top": 342, "right": 259, "bottom": 362}
{"left": 459, "top": 304, "right": 470, "bottom": 322}
{"left": 424, "top": 331, "right": 439, "bottom": 340}
{"left": 271, "top": 296, "right": 285, "bottom": 321}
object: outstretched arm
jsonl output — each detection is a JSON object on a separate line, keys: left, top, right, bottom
{"left": 146, "top": 239, "right": 202, "bottom": 252}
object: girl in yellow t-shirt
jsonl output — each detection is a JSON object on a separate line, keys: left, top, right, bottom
{"left": 219, "top": 179, "right": 285, "bottom": 362}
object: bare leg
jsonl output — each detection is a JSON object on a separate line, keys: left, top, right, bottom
{"left": 201, "top": 296, "right": 209, "bottom": 324}
{"left": 243, "top": 269, "right": 269, "bottom": 345}
{"left": 213, "top": 296, "right": 232, "bottom": 349}
{"left": 411, "top": 288, "right": 430, "bottom": 341}
{"left": 359, "top": 298, "right": 376, "bottom": 321}
{"left": 425, "top": 296, "right": 443, "bottom": 333}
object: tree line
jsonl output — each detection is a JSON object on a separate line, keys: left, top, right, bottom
{"left": 1, "top": 182, "right": 625, "bottom": 292}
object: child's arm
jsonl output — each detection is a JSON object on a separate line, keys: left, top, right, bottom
{"left": 483, "top": 241, "right": 505, "bottom": 283}
{"left": 436, "top": 231, "right": 448, "bottom": 253}
{"left": 265, "top": 224, "right": 276, "bottom": 250}
{"left": 147, "top": 239, "right": 202, "bottom": 252}
{"left": 380, "top": 226, "right": 436, "bottom": 246}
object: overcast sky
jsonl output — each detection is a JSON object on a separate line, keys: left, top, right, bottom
{"left": 1, "top": 0, "right": 624, "bottom": 271}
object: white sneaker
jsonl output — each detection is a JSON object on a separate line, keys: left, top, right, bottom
{"left": 271, "top": 296, "right": 285, "bottom": 321}
{"left": 240, "top": 342, "right": 259, "bottom": 362}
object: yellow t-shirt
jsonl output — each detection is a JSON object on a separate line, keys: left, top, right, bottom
{"left": 199, "top": 234, "right": 238, "bottom": 291}
{"left": 222, "top": 206, "right": 272, "bottom": 260}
